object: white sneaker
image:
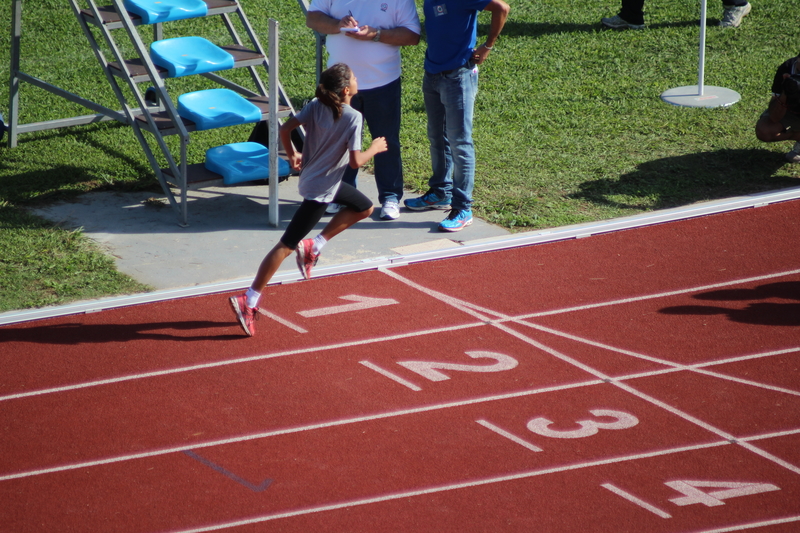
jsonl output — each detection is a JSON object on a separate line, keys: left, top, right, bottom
{"left": 380, "top": 200, "right": 400, "bottom": 220}
{"left": 601, "top": 14, "right": 645, "bottom": 30}
{"left": 786, "top": 142, "right": 800, "bottom": 164}
{"left": 326, "top": 203, "right": 342, "bottom": 214}
{"left": 719, "top": 3, "right": 751, "bottom": 28}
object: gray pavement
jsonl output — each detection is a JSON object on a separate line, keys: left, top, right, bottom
{"left": 30, "top": 172, "right": 511, "bottom": 290}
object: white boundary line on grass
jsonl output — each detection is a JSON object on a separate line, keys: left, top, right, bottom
{"left": 2, "top": 186, "right": 799, "bottom": 326}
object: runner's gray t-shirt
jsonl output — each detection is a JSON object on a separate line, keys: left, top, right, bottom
{"left": 295, "top": 99, "right": 362, "bottom": 203}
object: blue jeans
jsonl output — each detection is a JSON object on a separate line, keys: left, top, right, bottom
{"left": 341, "top": 77, "right": 403, "bottom": 205}
{"left": 423, "top": 64, "right": 478, "bottom": 211}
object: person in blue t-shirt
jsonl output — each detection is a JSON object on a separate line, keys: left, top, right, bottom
{"left": 404, "top": 0, "right": 509, "bottom": 232}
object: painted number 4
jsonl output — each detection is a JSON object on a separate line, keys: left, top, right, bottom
{"left": 603, "top": 479, "right": 780, "bottom": 519}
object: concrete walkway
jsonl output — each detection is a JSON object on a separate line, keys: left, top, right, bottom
{"left": 30, "top": 172, "right": 511, "bottom": 290}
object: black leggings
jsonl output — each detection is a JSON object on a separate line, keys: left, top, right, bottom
{"left": 280, "top": 182, "right": 372, "bottom": 250}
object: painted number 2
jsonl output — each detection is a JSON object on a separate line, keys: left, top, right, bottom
{"left": 359, "top": 351, "right": 519, "bottom": 391}
{"left": 396, "top": 351, "right": 518, "bottom": 382}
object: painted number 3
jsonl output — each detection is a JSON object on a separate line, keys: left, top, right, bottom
{"left": 478, "top": 409, "right": 639, "bottom": 454}
{"left": 527, "top": 409, "right": 639, "bottom": 439}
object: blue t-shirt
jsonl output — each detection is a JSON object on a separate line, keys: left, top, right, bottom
{"left": 423, "top": 0, "right": 490, "bottom": 74}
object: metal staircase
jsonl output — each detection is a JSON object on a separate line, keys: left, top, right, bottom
{"left": 8, "top": 0, "right": 299, "bottom": 226}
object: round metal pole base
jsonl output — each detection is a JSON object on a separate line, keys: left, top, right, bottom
{"left": 660, "top": 85, "right": 741, "bottom": 108}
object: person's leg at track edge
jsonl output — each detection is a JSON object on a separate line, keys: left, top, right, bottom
{"left": 601, "top": 0, "right": 645, "bottom": 29}
{"left": 403, "top": 70, "right": 454, "bottom": 213}
{"left": 356, "top": 78, "right": 404, "bottom": 220}
{"left": 430, "top": 65, "right": 477, "bottom": 232}
{"left": 230, "top": 184, "right": 373, "bottom": 336}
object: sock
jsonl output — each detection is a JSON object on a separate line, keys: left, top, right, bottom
{"left": 312, "top": 234, "right": 327, "bottom": 255}
{"left": 245, "top": 288, "right": 261, "bottom": 309}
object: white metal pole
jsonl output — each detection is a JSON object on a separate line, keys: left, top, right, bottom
{"left": 660, "top": 0, "right": 740, "bottom": 107}
{"left": 268, "top": 18, "right": 280, "bottom": 227}
{"left": 698, "top": 0, "right": 707, "bottom": 95}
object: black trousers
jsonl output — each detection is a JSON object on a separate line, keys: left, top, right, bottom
{"left": 619, "top": 0, "right": 748, "bottom": 25}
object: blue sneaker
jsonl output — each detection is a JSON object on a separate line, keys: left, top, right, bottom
{"left": 404, "top": 190, "right": 451, "bottom": 211}
{"left": 438, "top": 208, "right": 473, "bottom": 232}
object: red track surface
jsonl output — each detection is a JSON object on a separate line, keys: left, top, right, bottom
{"left": 1, "top": 200, "right": 799, "bottom": 532}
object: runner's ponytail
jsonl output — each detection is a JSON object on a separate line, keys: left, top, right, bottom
{"left": 315, "top": 63, "right": 352, "bottom": 120}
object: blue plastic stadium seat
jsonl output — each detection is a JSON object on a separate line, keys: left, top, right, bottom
{"left": 151, "top": 37, "right": 234, "bottom": 78}
{"left": 123, "top": 0, "right": 207, "bottom": 24}
{"left": 177, "top": 89, "right": 262, "bottom": 130}
{"left": 205, "top": 142, "right": 291, "bottom": 185}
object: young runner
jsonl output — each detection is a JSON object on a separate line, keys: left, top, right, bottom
{"left": 230, "top": 63, "right": 387, "bottom": 336}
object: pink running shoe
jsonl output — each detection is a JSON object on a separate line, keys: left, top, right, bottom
{"left": 229, "top": 294, "right": 258, "bottom": 336}
{"left": 295, "top": 239, "right": 319, "bottom": 280}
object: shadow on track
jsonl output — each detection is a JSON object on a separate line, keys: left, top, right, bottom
{"left": 0, "top": 320, "right": 242, "bottom": 344}
{"left": 660, "top": 281, "right": 800, "bottom": 326}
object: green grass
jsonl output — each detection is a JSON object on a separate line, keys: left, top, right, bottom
{"left": 0, "top": 0, "right": 799, "bottom": 311}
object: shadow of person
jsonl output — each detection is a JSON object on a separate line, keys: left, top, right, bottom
{"left": 570, "top": 149, "right": 795, "bottom": 211}
{"left": 660, "top": 303, "right": 800, "bottom": 326}
{"left": 691, "top": 281, "right": 800, "bottom": 302}
{"left": 0, "top": 320, "right": 243, "bottom": 345}
{"left": 660, "top": 281, "right": 800, "bottom": 326}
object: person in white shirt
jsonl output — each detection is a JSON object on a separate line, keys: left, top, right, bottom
{"left": 306, "top": 0, "right": 420, "bottom": 221}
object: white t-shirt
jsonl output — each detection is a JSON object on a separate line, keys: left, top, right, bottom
{"left": 309, "top": 0, "right": 420, "bottom": 90}
{"left": 295, "top": 99, "right": 362, "bottom": 203}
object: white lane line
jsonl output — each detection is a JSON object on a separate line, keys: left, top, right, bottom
{"left": 0, "top": 323, "right": 484, "bottom": 403}
{"left": 600, "top": 483, "right": 671, "bottom": 518}
{"left": 514, "top": 321, "right": 800, "bottom": 396}
{"left": 378, "top": 267, "right": 507, "bottom": 323}
{"left": 6, "top": 269, "right": 797, "bottom": 404}
{"left": 476, "top": 419, "right": 543, "bottom": 452}
{"left": 496, "top": 320, "right": 800, "bottom": 477}
{"left": 740, "top": 427, "right": 800, "bottom": 442}
{"left": 690, "top": 367, "right": 800, "bottom": 397}
{"left": 0, "top": 379, "right": 604, "bottom": 481}
{"left": 515, "top": 268, "right": 800, "bottom": 319}
{"left": 690, "top": 515, "right": 800, "bottom": 533}
{"left": 163, "top": 441, "right": 730, "bottom": 533}
{"left": 359, "top": 361, "right": 421, "bottom": 391}
{"left": 692, "top": 347, "right": 800, "bottom": 367}
{"left": 384, "top": 265, "right": 800, "bottom": 399}
{"left": 257, "top": 308, "right": 307, "bottom": 333}
{"left": 382, "top": 269, "right": 800, "bottom": 477}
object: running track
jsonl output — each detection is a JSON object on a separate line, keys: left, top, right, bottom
{"left": 1, "top": 199, "right": 799, "bottom": 532}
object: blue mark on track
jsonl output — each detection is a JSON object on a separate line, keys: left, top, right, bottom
{"left": 183, "top": 450, "right": 273, "bottom": 492}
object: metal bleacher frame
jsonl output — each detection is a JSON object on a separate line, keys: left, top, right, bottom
{"left": 7, "top": 0, "right": 301, "bottom": 227}
{"left": 294, "top": 0, "right": 325, "bottom": 82}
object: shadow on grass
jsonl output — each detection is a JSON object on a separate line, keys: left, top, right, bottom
{"left": 0, "top": 124, "right": 158, "bottom": 205}
{"left": 570, "top": 148, "right": 798, "bottom": 211}
{"left": 660, "top": 281, "right": 800, "bottom": 326}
